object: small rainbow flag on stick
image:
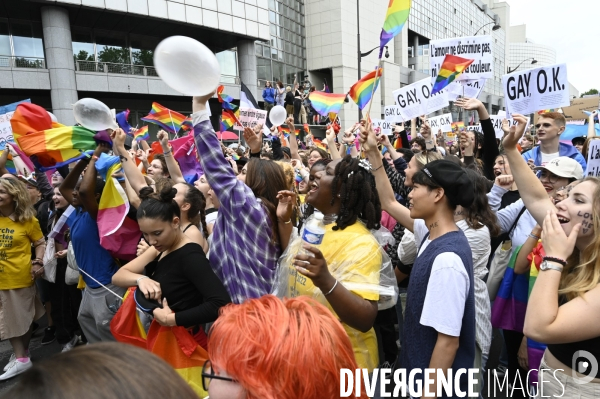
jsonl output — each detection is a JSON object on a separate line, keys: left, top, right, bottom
{"left": 281, "top": 126, "right": 300, "bottom": 136}
{"left": 348, "top": 68, "right": 384, "bottom": 110}
{"left": 308, "top": 91, "right": 347, "bottom": 117}
{"left": 379, "top": 0, "right": 411, "bottom": 58}
{"left": 141, "top": 102, "right": 186, "bottom": 134}
{"left": 217, "top": 85, "right": 237, "bottom": 111}
{"left": 134, "top": 126, "right": 149, "bottom": 142}
{"left": 221, "top": 109, "right": 240, "bottom": 131}
{"left": 431, "top": 54, "right": 474, "bottom": 95}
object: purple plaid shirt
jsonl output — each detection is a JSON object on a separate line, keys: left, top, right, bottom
{"left": 192, "top": 112, "right": 280, "bottom": 304}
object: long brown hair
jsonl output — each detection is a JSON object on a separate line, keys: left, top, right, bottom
{"left": 561, "top": 177, "right": 600, "bottom": 300}
{"left": 462, "top": 168, "right": 501, "bottom": 237}
{"left": 245, "top": 159, "right": 288, "bottom": 244}
{"left": 6, "top": 342, "right": 198, "bottom": 399}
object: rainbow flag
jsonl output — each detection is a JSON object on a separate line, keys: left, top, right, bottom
{"left": 221, "top": 109, "right": 240, "bottom": 132}
{"left": 303, "top": 123, "right": 310, "bottom": 134}
{"left": 116, "top": 109, "right": 134, "bottom": 135}
{"left": 95, "top": 153, "right": 141, "bottom": 260}
{"left": 111, "top": 288, "right": 209, "bottom": 398}
{"left": 134, "top": 126, "right": 149, "bottom": 142}
{"left": 491, "top": 246, "right": 529, "bottom": 332}
{"left": 451, "top": 121, "right": 465, "bottom": 134}
{"left": 308, "top": 91, "right": 347, "bottom": 117}
{"left": 281, "top": 126, "right": 300, "bottom": 136}
{"left": 181, "top": 117, "right": 194, "bottom": 133}
{"left": 431, "top": 55, "right": 474, "bottom": 95}
{"left": 141, "top": 102, "right": 186, "bottom": 134}
{"left": 393, "top": 136, "right": 403, "bottom": 150}
{"left": 526, "top": 242, "right": 547, "bottom": 383}
{"left": 217, "top": 85, "right": 237, "bottom": 111}
{"left": 313, "top": 138, "right": 327, "bottom": 151}
{"left": 172, "top": 134, "right": 203, "bottom": 184}
{"left": 379, "top": 0, "right": 411, "bottom": 58}
{"left": 348, "top": 68, "right": 384, "bottom": 110}
{"left": 537, "top": 109, "right": 561, "bottom": 115}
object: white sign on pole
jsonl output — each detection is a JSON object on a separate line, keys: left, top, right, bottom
{"left": 233, "top": 107, "right": 268, "bottom": 131}
{"left": 429, "top": 35, "right": 494, "bottom": 81}
{"left": 446, "top": 78, "right": 486, "bottom": 101}
{"left": 371, "top": 119, "right": 393, "bottom": 135}
{"left": 392, "top": 78, "right": 449, "bottom": 121}
{"left": 488, "top": 115, "right": 531, "bottom": 139}
{"left": 383, "top": 105, "right": 404, "bottom": 123}
{"left": 466, "top": 124, "right": 482, "bottom": 133}
{"left": 502, "top": 63, "right": 570, "bottom": 116}
{"left": 428, "top": 113, "right": 453, "bottom": 133}
{"left": 585, "top": 140, "right": 600, "bottom": 177}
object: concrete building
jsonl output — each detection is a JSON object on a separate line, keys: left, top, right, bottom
{"left": 0, "top": 0, "right": 270, "bottom": 135}
{"left": 305, "top": 0, "right": 511, "bottom": 127}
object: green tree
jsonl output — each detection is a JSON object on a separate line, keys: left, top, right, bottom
{"left": 132, "top": 49, "right": 154, "bottom": 66}
{"left": 73, "top": 50, "right": 95, "bottom": 62}
{"left": 97, "top": 46, "right": 130, "bottom": 64}
{"left": 581, "top": 88, "right": 599, "bottom": 97}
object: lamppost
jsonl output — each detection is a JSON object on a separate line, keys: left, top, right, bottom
{"left": 356, "top": 0, "right": 390, "bottom": 119}
{"left": 473, "top": 22, "right": 501, "bottom": 36}
{"left": 507, "top": 58, "right": 537, "bottom": 73}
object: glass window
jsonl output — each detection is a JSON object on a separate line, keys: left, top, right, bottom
{"left": 271, "top": 48, "right": 278, "bottom": 60}
{"left": 257, "top": 57, "right": 271, "bottom": 81}
{"left": 216, "top": 49, "right": 237, "bottom": 77}
{"left": 269, "top": 11, "right": 276, "bottom": 24}
{"left": 269, "top": 0, "right": 276, "bottom": 10}
{"left": 72, "top": 28, "right": 95, "bottom": 61}
{"left": 269, "top": 24, "right": 276, "bottom": 37}
{"left": 272, "top": 61, "right": 284, "bottom": 83}
{"left": 12, "top": 21, "right": 44, "bottom": 58}
{"left": 0, "top": 19, "right": 11, "bottom": 56}
{"left": 263, "top": 45, "right": 270, "bottom": 58}
{"left": 130, "top": 35, "right": 158, "bottom": 66}
{"left": 256, "top": 43, "right": 263, "bottom": 56}
{"left": 95, "top": 31, "right": 129, "bottom": 64}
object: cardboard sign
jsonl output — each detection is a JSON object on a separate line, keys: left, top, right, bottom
{"left": 429, "top": 35, "right": 494, "bottom": 81}
{"left": 371, "top": 119, "right": 393, "bottom": 135}
{"left": 233, "top": 107, "right": 268, "bottom": 131}
{"left": 446, "top": 78, "right": 486, "bottom": 101}
{"left": 534, "top": 97, "right": 600, "bottom": 123}
{"left": 383, "top": 105, "right": 404, "bottom": 123}
{"left": 585, "top": 140, "right": 600, "bottom": 177}
{"left": 392, "top": 78, "right": 449, "bottom": 121}
{"left": 428, "top": 113, "right": 453, "bottom": 133}
{"left": 502, "top": 63, "right": 570, "bottom": 116}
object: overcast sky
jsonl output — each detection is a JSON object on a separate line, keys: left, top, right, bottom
{"left": 509, "top": 0, "right": 598, "bottom": 94}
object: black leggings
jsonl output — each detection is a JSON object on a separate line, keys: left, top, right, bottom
{"left": 503, "top": 329, "right": 529, "bottom": 399}
{"left": 293, "top": 98, "right": 302, "bottom": 124}
{"left": 48, "top": 261, "right": 83, "bottom": 344}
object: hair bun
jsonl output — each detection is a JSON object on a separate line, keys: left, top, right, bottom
{"left": 138, "top": 186, "right": 155, "bottom": 201}
{"left": 159, "top": 187, "right": 177, "bottom": 203}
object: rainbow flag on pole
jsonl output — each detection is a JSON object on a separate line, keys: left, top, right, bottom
{"left": 431, "top": 54, "right": 474, "bottom": 95}
{"left": 134, "top": 126, "right": 149, "bottom": 142}
{"left": 308, "top": 91, "right": 347, "bottom": 117}
{"left": 116, "top": 109, "right": 134, "bottom": 134}
{"left": 217, "top": 85, "right": 237, "bottom": 111}
{"left": 379, "top": 0, "right": 411, "bottom": 58}
{"left": 141, "top": 102, "right": 186, "bottom": 134}
{"left": 281, "top": 126, "right": 300, "bottom": 136}
{"left": 348, "top": 68, "right": 384, "bottom": 110}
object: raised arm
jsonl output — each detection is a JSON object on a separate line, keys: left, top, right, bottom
{"left": 79, "top": 143, "right": 109, "bottom": 220}
{"left": 0, "top": 147, "right": 9, "bottom": 175}
{"left": 514, "top": 224, "right": 541, "bottom": 275}
{"left": 285, "top": 117, "right": 301, "bottom": 160}
{"left": 587, "top": 110, "right": 597, "bottom": 139}
{"left": 503, "top": 114, "right": 555, "bottom": 226}
{"left": 111, "top": 129, "right": 149, "bottom": 194}
{"left": 325, "top": 124, "right": 341, "bottom": 160}
{"left": 360, "top": 121, "right": 414, "bottom": 232}
{"left": 59, "top": 158, "right": 89, "bottom": 205}
{"left": 380, "top": 131, "right": 402, "bottom": 161}
{"left": 157, "top": 130, "right": 185, "bottom": 184}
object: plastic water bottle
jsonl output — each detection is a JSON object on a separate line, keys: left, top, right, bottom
{"left": 300, "top": 213, "right": 326, "bottom": 257}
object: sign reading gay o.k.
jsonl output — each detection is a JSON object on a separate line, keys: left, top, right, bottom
{"left": 502, "top": 63, "right": 570, "bottom": 116}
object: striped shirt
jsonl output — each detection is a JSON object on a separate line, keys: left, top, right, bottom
{"left": 192, "top": 110, "right": 280, "bottom": 304}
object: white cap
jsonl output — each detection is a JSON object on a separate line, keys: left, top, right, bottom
{"left": 534, "top": 157, "right": 583, "bottom": 180}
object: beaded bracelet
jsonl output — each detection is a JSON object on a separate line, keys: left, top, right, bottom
{"left": 542, "top": 256, "right": 567, "bottom": 267}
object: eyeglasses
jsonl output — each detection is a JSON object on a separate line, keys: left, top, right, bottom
{"left": 201, "top": 360, "right": 237, "bottom": 391}
{"left": 539, "top": 170, "right": 561, "bottom": 184}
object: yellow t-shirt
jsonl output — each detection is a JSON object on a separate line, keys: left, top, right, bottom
{"left": 0, "top": 216, "right": 43, "bottom": 290}
{"left": 290, "top": 222, "right": 382, "bottom": 371}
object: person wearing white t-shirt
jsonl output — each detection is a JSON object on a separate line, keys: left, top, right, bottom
{"left": 521, "top": 112, "right": 586, "bottom": 169}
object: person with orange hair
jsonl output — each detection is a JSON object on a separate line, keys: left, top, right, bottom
{"left": 203, "top": 295, "right": 368, "bottom": 399}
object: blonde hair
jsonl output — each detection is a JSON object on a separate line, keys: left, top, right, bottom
{"left": 0, "top": 177, "right": 35, "bottom": 223}
{"left": 286, "top": 86, "right": 291, "bottom": 92}
{"left": 560, "top": 177, "right": 600, "bottom": 300}
{"left": 413, "top": 150, "right": 443, "bottom": 169}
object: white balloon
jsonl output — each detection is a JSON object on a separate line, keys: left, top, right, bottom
{"left": 73, "top": 98, "right": 118, "bottom": 131}
{"left": 47, "top": 111, "right": 58, "bottom": 123}
{"left": 154, "top": 36, "right": 221, "bottom": 96}
{"left": 269, "top": 105, "right": 287, "bottom": 127}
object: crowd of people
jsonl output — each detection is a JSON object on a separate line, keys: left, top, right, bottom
{"left": 1, "top": 90, "right": 599, "bottom": 399}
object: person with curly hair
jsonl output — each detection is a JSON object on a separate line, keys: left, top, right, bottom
{"left": 276, "top": 155, "right": 391, "bottom": 372}
{"left": 0, "top": 177, "right": 45, "bottom": 380}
